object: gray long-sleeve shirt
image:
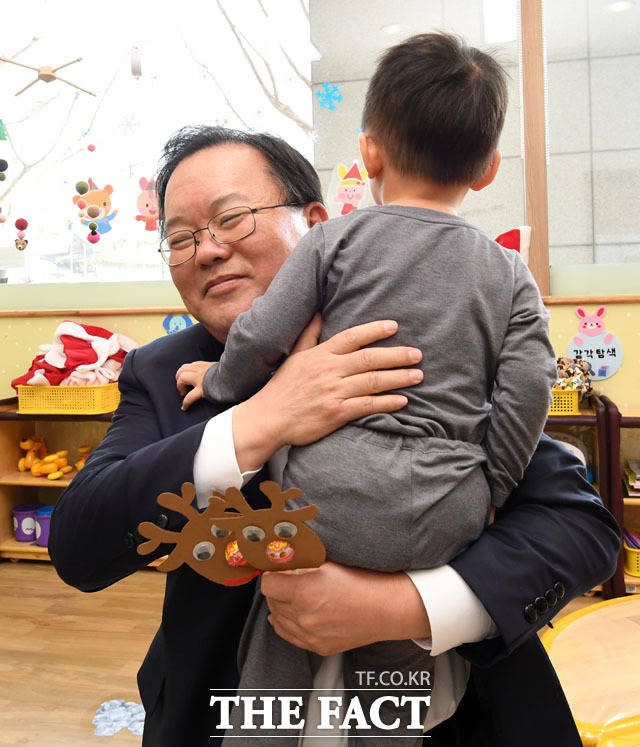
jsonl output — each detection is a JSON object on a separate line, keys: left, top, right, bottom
{"left": 204, "top": 205, "right": 556, "bottom": 505}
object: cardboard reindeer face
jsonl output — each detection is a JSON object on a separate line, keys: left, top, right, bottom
{"left": 212, "top": 481, "right": 326, "bottom": 572}
{"left": 136, "top": 483, "right": 261, "bottom": 586}
{"left": 136, "top": 481, "right": 325, "bottom": 586}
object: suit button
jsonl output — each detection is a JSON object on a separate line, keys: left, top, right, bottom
{"left": 124, "top": 531, "right": 135, "bottom": 549}
{"left": 524, "top": 604, "right": 538, "bottom": 623}
{"left": 535, "top": 596, "right": 549, "bottom": 614}
{"left": 545, "top": 589, "right": 558, "bottom": 607}
{"left": 554, "top": 582, "right": 566, "bottom": 599}
{"left": 156, "top": 513, "right": 168, "bottom": 528}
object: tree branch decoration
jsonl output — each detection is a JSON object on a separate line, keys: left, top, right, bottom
{"left": 0, "top": 55, "right": 96, "bottom": 97}
{"left": 137, "top": 481, "right": 326, "bottom": 586}
{"left": 215, "top": 0, "right": 312, "bottom": 135}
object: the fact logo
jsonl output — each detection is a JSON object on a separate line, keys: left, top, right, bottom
{"left": 210, "top": 692, "right": 431, "bottom": 734}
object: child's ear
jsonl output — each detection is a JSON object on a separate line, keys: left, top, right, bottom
{"left": 358, "top": 132, "right": 382, "bottom": 180}
{"left": 470, "top": 149, "right": 502, "bottom": 192}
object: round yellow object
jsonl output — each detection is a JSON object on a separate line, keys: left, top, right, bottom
{"left": 541, "top": 595, "right": 640, "bottom": 746}
{"left": 47, "top": 470, "right": 63, "bottom": 480}
{"left": 43, "top": 454, "right": 58, "bottom": 463}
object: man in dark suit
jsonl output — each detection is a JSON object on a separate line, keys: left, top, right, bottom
{"left": 50, "top": 127, "right": 621, "bottom": 747}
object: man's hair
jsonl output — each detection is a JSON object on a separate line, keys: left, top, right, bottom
{"left": 361, "top": 32, "right": 508, "bottom": 185}
{"left": 156, "top": 126, "right": 323, "bottom": 236}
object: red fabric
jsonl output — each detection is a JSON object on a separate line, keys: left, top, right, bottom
{"left": 11, "top": 355, "right": 67, "bottom": 388}
{"left": 11, "top": 321, "right": 130, "bottom": 391}
{"left": 494, "top": 228, "right": 521, "bottom": 252}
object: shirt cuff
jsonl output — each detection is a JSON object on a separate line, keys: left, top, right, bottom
{"left": 193, "top": 405, "right": 262, "bottom": 509}
{"left": 405, "top": 565, "right": 499, "bottom": 656}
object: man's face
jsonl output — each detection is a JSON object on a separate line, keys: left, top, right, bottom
{"left": 164, "top": 144, "right": 308, "bottom": 341}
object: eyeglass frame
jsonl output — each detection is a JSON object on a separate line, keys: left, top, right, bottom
{"left": 158, "top": 202, "right": 305, "bottom": 267}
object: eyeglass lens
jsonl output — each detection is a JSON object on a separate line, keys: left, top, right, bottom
{"left": 159, "top": 207, "right": 255, "bottom": 265}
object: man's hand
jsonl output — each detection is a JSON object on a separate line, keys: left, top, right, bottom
{"left": 260, "top": 561, "right": 431, "bottom": 656}
{"left": 175, "top": 361, "right": 216, "bottom": 411}
{"left": 232, "top": 316, "right": 423, "bottom": 472}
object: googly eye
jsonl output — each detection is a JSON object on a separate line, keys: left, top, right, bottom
{"left": 211, "top": 524, "right": 230, "bottom": 538}
{"left": 193, "top": 541, "right": 215, "bottom": 561}
{"left": 274, "top": 521, "right": 297, "bottom": 539}
{"left": 242, "top": 525, "right": 266, "bottom": 542}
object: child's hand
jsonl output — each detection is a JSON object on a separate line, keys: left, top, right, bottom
{"left": 175, "top": 361, "right": 216, "bottom": 411}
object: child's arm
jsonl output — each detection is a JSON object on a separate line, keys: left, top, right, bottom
{"left": 482, "top": 254, "right": 557, "bottom": 506}
{"left": 176, "top": 361, "right": 216, "bottom": 410}
{"left": 203, "top": 225, "right": 327, "bottom": 403}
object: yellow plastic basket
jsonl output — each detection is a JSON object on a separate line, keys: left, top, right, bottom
{"left": 623, "top": 534, "right": 640, "bottom": 578}
{"left": 17, "top": 383, "right": 120, "bottom": 415}
{"left": 548, "top": 388, "right": 581, "bottom": 416}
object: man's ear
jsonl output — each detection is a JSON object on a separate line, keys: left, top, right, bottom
{"left": 359, "top": 132, "right": 382, "bottom": 180}
{"left": 471, "top": 150, "right": 502, "bottom": 192}
{"left": 304, "top": 201, "right": 329, "bottom": 228}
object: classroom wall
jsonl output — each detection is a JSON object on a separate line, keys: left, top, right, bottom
{"left": 1, "top": 297, "right": 638, "bottom": 462}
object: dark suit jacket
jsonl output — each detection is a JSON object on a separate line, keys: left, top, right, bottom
{"left": 49, "top": 323, "right": 621, "bottom": 747}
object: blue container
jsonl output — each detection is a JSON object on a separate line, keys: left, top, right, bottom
{"left": 36, "top": 505, "right": 54, "bottom": 547}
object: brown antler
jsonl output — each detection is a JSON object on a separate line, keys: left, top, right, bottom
{"left": 259, "top": 480, "right": 302, "bottom": 510}
{"left": 136, "top": 523, "right": 187, "bottom": 572}
{"left": 211, "top": 486, "right": 254, "bottom": 514}
{"left": 156, "top": 483, "right": 200, "bottom": 522}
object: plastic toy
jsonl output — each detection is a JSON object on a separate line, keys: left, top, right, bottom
{"left": 137, "top": 481, "right": 326, "bottom": 585}
{"left": 18, "top": 435, "right": 47, "bottom": 471}
{"left": 75, "top": 444, "right": 92, "bottom": 471}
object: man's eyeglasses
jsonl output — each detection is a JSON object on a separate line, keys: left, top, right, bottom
{"left": 158, "top": 203, "right": 304, "bottom": 267}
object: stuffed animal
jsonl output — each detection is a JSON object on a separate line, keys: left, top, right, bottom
{"left": 554, "top": 357, "right": 593, "bottom": 396}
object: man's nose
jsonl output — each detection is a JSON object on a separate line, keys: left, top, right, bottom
{"left": 194, "top": 229, "right": 233, "bottom": 265}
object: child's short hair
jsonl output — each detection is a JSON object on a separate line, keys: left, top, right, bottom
{"left": 362, "top": 32, "right": 508, "bottom": 186}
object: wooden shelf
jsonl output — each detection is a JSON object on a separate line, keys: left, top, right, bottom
{"left": 624, "top": 573, "right": 640, "bottom": 592}
{"left": 0, "top": 397, "right": 114, "bottom": 423}
{"left": 0, "top": 470, "right": 74, "bottom": 488}
{"left": 0, "top": 537, "right": 50, "bottom": 561}
{"left": 624, "top": 497, "right": 640, "bottom": 506}
{"left": 0, "top": 536, "right": 166, "bottom": 569}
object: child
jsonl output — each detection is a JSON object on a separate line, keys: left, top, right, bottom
{"left": 179, "top": 33, "right": 556, "bottom": 745}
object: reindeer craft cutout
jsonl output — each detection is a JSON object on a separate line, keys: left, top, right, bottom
{"left": 137, "top": 481, "right": 325, "bottom": 586}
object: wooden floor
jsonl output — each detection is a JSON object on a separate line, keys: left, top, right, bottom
{"left": 0, "top": 561, "right": 164, "bottom": 746}
{"left": 0, "top": 560, "right": 602, "bottom": 745}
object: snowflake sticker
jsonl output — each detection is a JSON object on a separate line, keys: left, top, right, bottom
{"left": 92, "top": 699, "right": 145, "bottom": 736}
{"left": 316, "top": 83, "right": 343, "bottom": 111}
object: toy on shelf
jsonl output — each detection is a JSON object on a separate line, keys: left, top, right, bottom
{"left": 18, "top": 435, "right": 47, "bottom": 471}
{"left": 18, "top": 437, "right": 75, "bottom": 480}
{"left": 553, "top": 357, "right": 593, "bottom": 396}
{"left": 75, "top": 444, "right": 92, "bottom": 471}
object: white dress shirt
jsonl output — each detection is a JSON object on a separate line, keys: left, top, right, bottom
{"left": 193, "top": 407, "right": 498, "bottom": 741}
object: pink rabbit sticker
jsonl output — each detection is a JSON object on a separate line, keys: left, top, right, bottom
{"left": 135, "top": 177, "right": 159, "bottom": 232}
{"left": 568, "top": 306, "right": 622, "bottom": 380}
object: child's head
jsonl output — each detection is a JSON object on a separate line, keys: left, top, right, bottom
{"left": 361, "top": 32, "right": 508, "bottom": 190}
